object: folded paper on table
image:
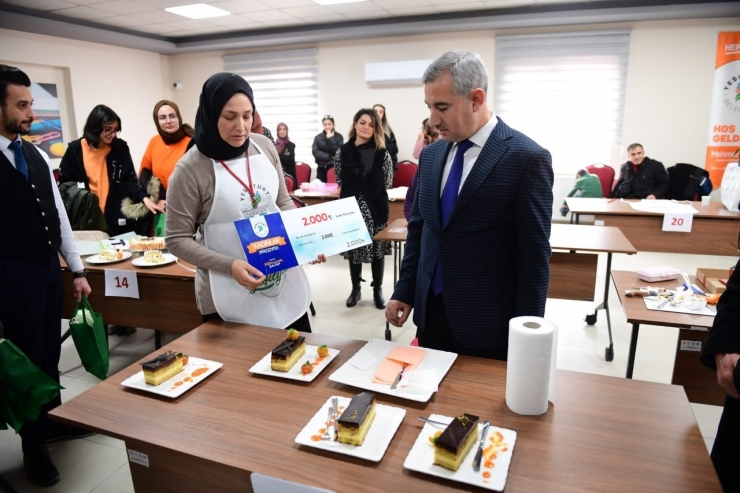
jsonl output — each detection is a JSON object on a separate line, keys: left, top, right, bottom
{"left": 397, "top": 368, "right": 439, "bottom": 394}
{"left": 233, "top": 197, "right": 372, "bottom": 275}
{"left": 372, "top": 346, "right": 426, "bottom": 385}
{"left": 346, "top": 348, "right": 377, "bottom": 371}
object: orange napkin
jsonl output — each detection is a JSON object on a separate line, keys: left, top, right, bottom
{"left": 372, "top": 346, "right": 426, "bottom": 385}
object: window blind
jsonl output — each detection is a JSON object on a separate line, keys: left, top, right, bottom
{"left": 223, "top": 48, "right": 318, "bottom": 164}
{"left": 494, "top": 30, "right": 631, "bottom": 175}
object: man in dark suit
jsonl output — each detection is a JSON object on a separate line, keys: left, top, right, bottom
{"left": 386, "top": 50, "right": 553, "bottom": 359}
{"left": 701, "top": 261, "right": 740, "bottom": 491}
{"left": 0, "top": 65, "right": 92, "bottom": 486}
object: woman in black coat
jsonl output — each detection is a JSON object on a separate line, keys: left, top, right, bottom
{"left": 275, "top": 122, "right": 296, "bottom": 190}
{"left": 312, "top": 115, "right": 343, "bottom": 182}
{"left": 373, "top": 104, "right": 398, "bottom": 170}
{"left": 59, "top": 105, "right": 147, "bottom": 236}
{"left": 335, "top": 108, "right": 393, "bottom": 309}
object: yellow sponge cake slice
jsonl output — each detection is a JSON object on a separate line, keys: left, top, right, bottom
{"left": 141, "top": 351, "right": 184, "bottom": 386}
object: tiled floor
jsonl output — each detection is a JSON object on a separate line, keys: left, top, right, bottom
{"left": 1, "top": 250, "right": 732, "bottom": 492}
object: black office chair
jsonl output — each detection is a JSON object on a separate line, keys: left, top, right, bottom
{"left": 665, "top": 163, "right": 711, "bottom": 201}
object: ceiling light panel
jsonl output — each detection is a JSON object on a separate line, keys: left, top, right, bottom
{"left": 165, "top": 3, "right": 231, "bottom": 19}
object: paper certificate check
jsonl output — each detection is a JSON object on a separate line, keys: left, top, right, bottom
{"left": 234, "top": 197, "right": 372, "bottom": 275}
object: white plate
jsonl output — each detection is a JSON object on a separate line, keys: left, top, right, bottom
{"left": 248, "top": 345, "right": 339, "bottom": 382}
{"left": 132, "top": 253, "right": 177, "bottom": 268}
{"left": 404, "top": 414, "right": 517, "bottom": 491}
{"left": 121, "top": 356, "right": 223, "bottom": 398}
{"left": 328, "top": 339, "right": 457, "bottom": 402}
{"left": 294, "top": 395, "right": 406, "bottom": 462}
{"left": 86, "top": 251, "right": 133, "bottom": 265}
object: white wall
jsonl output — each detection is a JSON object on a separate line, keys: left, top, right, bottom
{"left": 6, "top": 15, "right": 738, "bottom": 179}
{"left": 0, "top": 28, "right": 169, "bottom": 170}
{"left": 167, "top": 17, "right": 739, "bottom": 177}
{"left": 622, "top": 18, "right": 736, "bottom": 170}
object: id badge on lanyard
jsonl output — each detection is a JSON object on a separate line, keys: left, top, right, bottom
{"left": 220, "top": 153, "right": 268, "bottom": 219}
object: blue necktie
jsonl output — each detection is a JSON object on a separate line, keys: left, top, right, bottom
{"left": 8, "top": 141, "right": 29, "bottom": 180}
{"left": 431, "top": 139, "right": 473, "bottom": 295}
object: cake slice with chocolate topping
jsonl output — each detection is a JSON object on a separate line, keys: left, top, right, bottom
{"left": 433, "top": 413, "right": 479, "bottom": 471}
{"left": 141, "top": 351, "right": 184, "bottom": 386}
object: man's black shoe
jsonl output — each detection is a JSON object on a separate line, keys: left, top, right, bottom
{"left": 23, "top": 446, "right": 60, "bottom": 487}
{"left": 45, "top": 422, "right": 96, "bottom": 443}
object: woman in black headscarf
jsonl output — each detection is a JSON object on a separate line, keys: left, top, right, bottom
{"left": 165, "top": 73, "right": 324, "bottom": 331}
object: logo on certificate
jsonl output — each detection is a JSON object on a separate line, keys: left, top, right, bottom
{"left": 249, "top": 216, "right": 269, "bottom": 238}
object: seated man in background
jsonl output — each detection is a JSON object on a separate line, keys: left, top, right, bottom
{"left": 560, "top": 169, "right": 602, "bottom": 216}
{"left": 611, "top": 143, "right": 668, "bottom": 199}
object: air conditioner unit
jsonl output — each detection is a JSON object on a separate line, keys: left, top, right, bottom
{"left": 365, "top": 60, "right": 434, "bottom": 86}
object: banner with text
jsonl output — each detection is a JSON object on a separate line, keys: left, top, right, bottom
{"left": 706, "top": 32, "right": 740, "bottom": 188}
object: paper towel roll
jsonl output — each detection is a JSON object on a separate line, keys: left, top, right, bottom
{"left": 505, "top": 316, "right": 558, "bottom": 416}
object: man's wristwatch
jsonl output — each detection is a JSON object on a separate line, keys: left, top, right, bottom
{"left": 73, "top": 269, "right": 88, "bottom": 279}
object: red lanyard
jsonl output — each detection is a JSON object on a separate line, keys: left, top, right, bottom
{"left": 219, "top": 153, "right": 258, "bottom": 208}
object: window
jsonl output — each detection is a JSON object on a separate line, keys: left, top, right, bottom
{"left": 223, "top": 48, "right": 318, "bottom": 163}
{"left": 494, "top": 30, "right": 630, "bottom": 175}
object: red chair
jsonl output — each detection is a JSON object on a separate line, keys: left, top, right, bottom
{"left": 327, "top": 167, "right": 336, "bottom": 184}
{"left": 393, "top": 160, "right": 418, "bottom": 188}
{"left": 295, "top": 162, "right": 311, "bottom": 185}
{"left": 585, "top": 163, "right": 615, "bottom": 198}
{"left": 284, "top": 173, "right": 295, "bottom": 192}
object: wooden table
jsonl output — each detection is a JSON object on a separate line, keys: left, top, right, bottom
{"left": 49, "top": 322, "right": 720, "bottom": 492}
{"left": 293, "top": 190, "right": 406, "bottom": 224}
{"left": 566, "top": 197, "right": 740, "bottom": 256}
{"left": 611, "top": 271, "right": 725, "bottom": 404}
{"left": 61, "top": 256, "right": 200, "bottom": 348}
{"left": 374, "top": 222, "right": 637, "bottom": 360}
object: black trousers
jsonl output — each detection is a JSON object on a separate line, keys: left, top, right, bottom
{"left": 419, "top": 291, "right": 508, "bottom": 361}
{"left": 0, "top": 254, "right": 63, "bottom": 454}
{"left": 202, "top": 311, "right": 312, "bottom": 333}
{"left": 712, "top": 394, "right": 740, "bottom": 492}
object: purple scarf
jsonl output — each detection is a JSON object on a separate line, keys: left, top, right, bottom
{"left": 275, "top": 122, "right": 290, "bottom": 154}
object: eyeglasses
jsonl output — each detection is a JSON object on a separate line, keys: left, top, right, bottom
{"left": 102, "top": 127, "right": 120, "bottom": 135}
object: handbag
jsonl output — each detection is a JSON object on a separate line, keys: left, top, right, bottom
{"left": 0, "top": 338, "right": 63, "bottom": 433}
{"left": 153, "top": 212, "right": 166, "bottom": 238}
{"left": 69, "top": 296, "right": 109, "bottom": 380}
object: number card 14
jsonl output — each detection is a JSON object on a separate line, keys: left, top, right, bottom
{"left": 105, "top": 270, "right": 140, "bottom": 299}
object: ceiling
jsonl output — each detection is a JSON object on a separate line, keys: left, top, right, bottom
{"left": 1, "top": 0, "right": 739, "bottom": 54}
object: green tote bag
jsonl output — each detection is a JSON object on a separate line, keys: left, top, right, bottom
{"left": 0, "top": 338, "right": 63, "bottom": 433}
{"left": 153, "top": 212, "right": 166, "bottom": 239}
{"left": 69, "top": 295, "right": 109, "bottom": 380}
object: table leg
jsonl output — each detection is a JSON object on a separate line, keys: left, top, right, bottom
{"left": 155, "top": 330, "right": 162, "bottom": 350}
{"left": 575, "top": 213, "right": 580, "bottom": 225}
{"left": 626, "top": 323, "right": 639, "bottom": 379}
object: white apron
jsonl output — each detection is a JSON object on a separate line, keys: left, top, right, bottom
{"left": 203, "top": 141, "right": 311, "bottom": 327}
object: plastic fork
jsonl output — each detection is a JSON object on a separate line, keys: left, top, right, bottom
{"left": 321, "top": 406, "right": 334, "bottom": 442}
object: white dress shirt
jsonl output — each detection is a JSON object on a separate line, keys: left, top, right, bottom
{"left": 0, "top": 133, "right": 84, "bottom": 272}
{"left": 440, "top": 113, "right": 498, "bottom": 196}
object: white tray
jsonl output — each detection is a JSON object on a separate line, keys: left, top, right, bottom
{"left": 121, "top": 356, "right": 222, "bottom": 398}
{"left": 249, "top": 345, "right": 339, "bottom": 382}
{"left": 132, "top": 253, "right": 177, "bottom": 268}
{"left": 404, "top": 414, "right": 517, "bottom": 491}
{"left": 328, "top": 339, "right": 457, "bottom": 402}
{"left": 294, "top": 395, "right": 405, "bottom": 462}
{"left": 86, "top": 251, "right": 132, "bottom": 265}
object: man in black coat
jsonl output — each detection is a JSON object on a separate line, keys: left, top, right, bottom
{"left": 0, "top": 65, "right": 92, "bottom": 486}
{"left": 611, "top": 143, "right": 668, "bottom": 199}
{"left": 701, "top": 261, "right": 740, "bottom": 492}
